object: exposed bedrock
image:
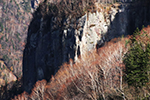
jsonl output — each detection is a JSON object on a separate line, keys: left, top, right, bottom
{"left": 23, "top": 1, "right": 150, "bottom": 93}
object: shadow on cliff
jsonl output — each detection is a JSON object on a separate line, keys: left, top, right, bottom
{"left": 22, "top": 0, "right": 150, "bottom": 94}
{"left": 103, "top": 0, "right": 150, "bottom": 42}
{"left": 22, "top": 2, "right": 84, "bottom": 93}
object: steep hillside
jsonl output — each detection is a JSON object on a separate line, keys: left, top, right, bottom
{"left": 0, "top": 0, "right": 32, "bottom": 78}
{"left": 13, "top": 26, "right": 150, "bottom": 100}
{"left": 22, "top": 0, "right": 150, "bottom": 93}
{"left": 1, "top": 0, "right": 150, "bottom": 99}
{"left": 14, "top": 36, "right": 129, "bottom": 100}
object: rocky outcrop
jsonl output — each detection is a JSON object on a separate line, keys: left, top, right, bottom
{"left": 23, "top": 10, "right": 87, "bottom": 92}
{"left": 23, "top": 1, "right": 150, "bottom": 93}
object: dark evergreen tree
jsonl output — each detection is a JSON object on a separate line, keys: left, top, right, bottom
{"left": 123, "top": 29, "right": 150, "bottom": 88}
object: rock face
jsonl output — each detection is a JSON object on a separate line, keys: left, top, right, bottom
{"left": 23, "top": 11, "right": 87, "bottom": 92}
{"left": 23, "top": 1, "right": 150, "bottom": 92}
{"left": 107, "top": 2, "right": 150, "bottom": 39}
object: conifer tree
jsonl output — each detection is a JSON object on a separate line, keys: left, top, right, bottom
{"left": 123, "top": 29, "right": 150, "bottom": 88}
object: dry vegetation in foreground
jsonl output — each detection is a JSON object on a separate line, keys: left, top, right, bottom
{"left": 12, "top": 26, "right": 150, "bottom": 100}
{"left": 13, "top": 35, "right": 129, "bottom": 100}
{"left": 8, "top": 26, "right": 150, "bottom": 99}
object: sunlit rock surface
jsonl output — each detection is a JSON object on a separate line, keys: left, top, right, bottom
{"left": 22, "top": 1, "right": 150, "bottom": 92}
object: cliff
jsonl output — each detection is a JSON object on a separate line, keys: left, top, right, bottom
{"left": 13, "top": 26, "right": 150, "bottom": 100}
{"left": 14, "top": 36, "right": 128, "bottom": 99}
{"left": 22, "top": 0, "right": 150, "bottom": 93}
{"left": 0, "top": 0, "right": 150, "bottom": 99}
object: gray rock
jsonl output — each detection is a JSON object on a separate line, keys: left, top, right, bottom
{"left": 23, "top": 2, "right": 150, "bottom": 93}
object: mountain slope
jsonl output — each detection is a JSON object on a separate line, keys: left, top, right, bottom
{"left": 0, "top": 0, "right": 32, "bottom": 77}
{"left": 14, "top": 26, "right": 150, "bottom": 100}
